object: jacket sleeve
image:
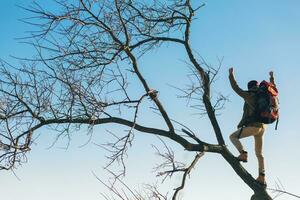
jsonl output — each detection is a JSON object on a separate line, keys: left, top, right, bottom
{"left": 229, "top": 73, "right": 251, "bottom": 99}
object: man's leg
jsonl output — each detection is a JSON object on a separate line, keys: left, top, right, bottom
{"left": 254, "top": 127, "right": 266, "bottom": 185}
{"left": 255, "top": 134, "right": 265, "bottom": 174}
{"left": 229, "top": 128, "right": 245, "bottom": 153}
{"left": 230, "top": 126, "right": 264, "bottom": 161}
{"left": 230, "top": 126, "right": 261, "bottom": 152}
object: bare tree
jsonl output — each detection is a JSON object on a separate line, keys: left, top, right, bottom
{"left": 0, "top": 0, "right": 296, "bottom": 199}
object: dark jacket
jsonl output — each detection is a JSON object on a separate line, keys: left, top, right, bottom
{"left": 229, "top": 73, "right": 263, "bottom": 128}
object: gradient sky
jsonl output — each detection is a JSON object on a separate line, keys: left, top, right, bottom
{"left": 1, "top": 0, "right": 300, "bottom": 200}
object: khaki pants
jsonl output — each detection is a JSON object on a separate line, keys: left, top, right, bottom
{"left": 229, "top": 125, "right": 266, "bottom": 174}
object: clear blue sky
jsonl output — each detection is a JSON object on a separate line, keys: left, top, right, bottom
{"left": 1, "top": 0, "right": 300, "bottom": 199}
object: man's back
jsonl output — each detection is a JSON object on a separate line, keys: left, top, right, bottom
{"left": 229, "top": 72, "right": 264, "bottom": 128}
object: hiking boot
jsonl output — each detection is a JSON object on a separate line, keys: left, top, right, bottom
{"left": 237, "top": 151, "right": 248, "bottom": 163}
{"left": 256, "top": 173, "right": 267, "bottom": 187}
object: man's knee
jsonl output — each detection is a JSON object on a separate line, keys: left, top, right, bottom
{"left": 255, "top": 152, "right": 264, "bottom": 160}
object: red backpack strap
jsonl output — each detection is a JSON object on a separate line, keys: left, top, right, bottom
{"left": 268, "top": 84, "right": 278, "bottom": 96}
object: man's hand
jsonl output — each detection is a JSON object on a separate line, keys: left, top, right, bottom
{"left": 229, "top": 67, "right": 234, "bottom": 74}
{"left": 269, "top": 71, "right": 274, "bottom": 77}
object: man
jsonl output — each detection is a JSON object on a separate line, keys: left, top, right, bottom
{"left": 228, "top": 67, "right": 275, "bottom": 186}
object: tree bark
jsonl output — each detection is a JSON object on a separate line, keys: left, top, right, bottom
{"left": 220, "top": 147, "right": 272, "bottom": 199}
{"left": 251, "top": 193, "right": 272, "bottom": 200}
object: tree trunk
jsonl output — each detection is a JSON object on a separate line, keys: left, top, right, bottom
{"left": 251, "top": 192, "right": 272, "bottom": 200}
{"left": 221, "top": 147, "right": 273, "bottom": 200}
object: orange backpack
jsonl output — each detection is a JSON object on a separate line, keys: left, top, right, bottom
{"left": 255, "top": 80, "right": 279, "bottom": 129}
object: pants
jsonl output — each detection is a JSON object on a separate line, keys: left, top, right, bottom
{"left": 229, "top": 125, "right": 266, "bottom": 174}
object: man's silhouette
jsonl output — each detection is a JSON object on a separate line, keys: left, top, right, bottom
{"left": 229, "top": 67, "right": 275, "bottom": 186}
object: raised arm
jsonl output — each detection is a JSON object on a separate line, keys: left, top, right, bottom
{"left": 229, "top": 68, "right": 250, "bottom": 99}
{"left": 269, "top": 71, "right": 276, "bottom": 86}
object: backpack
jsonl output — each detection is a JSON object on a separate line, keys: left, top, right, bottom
{"left": 255, "top": 80, "right": 279, "bottom": 129}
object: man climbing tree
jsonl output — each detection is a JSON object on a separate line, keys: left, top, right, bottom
{"left": 229, "top": 68, "right": 278, "bottom": 187}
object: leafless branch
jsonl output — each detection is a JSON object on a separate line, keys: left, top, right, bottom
{"left": 0, "top": 0, "right": 284, "bottom": 199}
{"left": 268, "top": 180, "right": 300, "bottom": 199}
{"left": 172, "top": 152, "right": 204, "bottom": 200}
{"left": 94, "top": 169, "right": 169, "bottom": 200}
